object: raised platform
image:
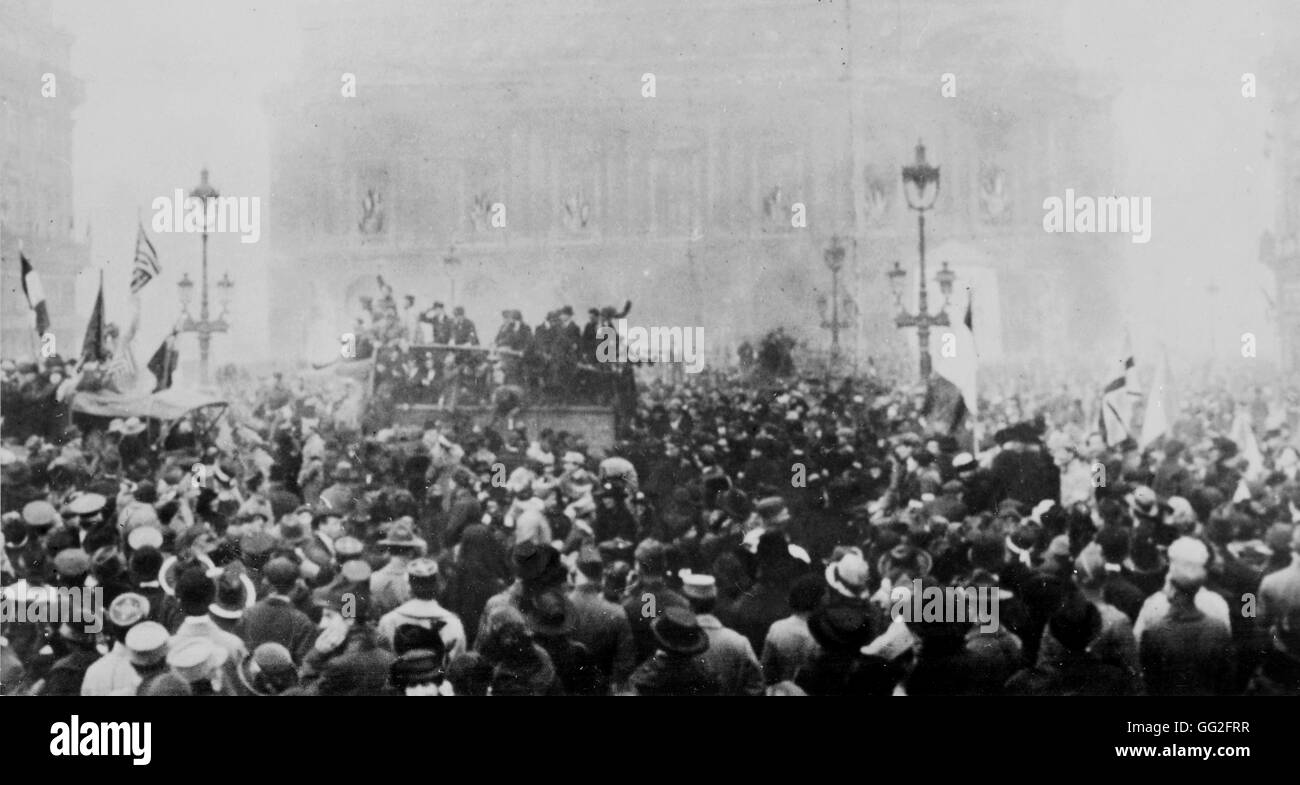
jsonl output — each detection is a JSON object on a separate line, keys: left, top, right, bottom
{"left": 392, "top": 403, "right": 618, "bottom": 448}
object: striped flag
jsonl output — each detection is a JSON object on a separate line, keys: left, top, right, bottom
{"left": 130, "top": 223, "right": 160, "bottom": 294}
{"left": 1100, "top": 337, "right": 1141, "bottom": 448}
{"left": 20, "top": 252, "right": 50, "bottom": 336}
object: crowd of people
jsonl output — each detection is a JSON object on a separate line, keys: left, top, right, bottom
{"left": 351, "top": 277, "right": 635, "bottom": 408}
{"left": 2, "top": 349, "right": 1300, "bottom": 696}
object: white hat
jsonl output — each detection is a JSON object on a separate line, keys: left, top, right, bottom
{"left": 166, "top": 637, "right": 227, "bottom": 683}
{"left": 826, "top": 553, "right": 871, "bottom": 598}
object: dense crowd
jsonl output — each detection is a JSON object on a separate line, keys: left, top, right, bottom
{"left": 2, "top": 356, "right": 1299, "bottom": 696}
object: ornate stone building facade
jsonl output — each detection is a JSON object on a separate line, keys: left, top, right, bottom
{"left": 266, "top": 0, "right": 1122, "bottom": 373}
{"left": 0, "top": 0, "right": 89, "bottom": 359}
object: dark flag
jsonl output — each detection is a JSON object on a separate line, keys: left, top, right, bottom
{"left": 20, "top": 252, "right": 51, "bottom": 336}
{"left": 147, "top": 331, "right": 178, "bottom": 392}
{"left": 82, "top": 271, "right": 109, "bottom": 364}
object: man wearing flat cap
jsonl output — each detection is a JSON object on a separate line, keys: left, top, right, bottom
{"left": 683, "top": 572, "right": 764, "bottom": 696}
{"left": 376, "top": 557, "right": 466, "bottom": 660}
{"left": 83, "top": 592, "right": 152, "bottom": 696}
{"left": 238, "top": 557, "right": 320, "bottom": 665}
{"left": 567, "top": 545, "right": 637, "bottom": 692}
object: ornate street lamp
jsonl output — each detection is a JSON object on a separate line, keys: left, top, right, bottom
{"left": 894, "top": 141, "right": 953, "bottom": 378}
{"left": 177, "top": 167, "right": 232, "bottom": 387}
{"left": 818, "top": 236, "right": 853, "bottom": 370}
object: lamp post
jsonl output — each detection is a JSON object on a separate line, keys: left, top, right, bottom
{"left": 178, "top": 167, "right": 233, "bottom": 387}
{"left": 891, "top": 140, "right": 954, "bottom": 378}
{"left": 817, "top": 235, "right": 853, "bottom": 370}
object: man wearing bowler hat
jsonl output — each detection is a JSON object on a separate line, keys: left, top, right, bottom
{"left": 625, "top": 607, "right": 719, "bottom": 696}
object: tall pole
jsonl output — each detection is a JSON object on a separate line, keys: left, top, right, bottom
{"left": 830, "top": 265, "right": 840, "bottom": 365}
{"left": 199, "top": 225, "right": 210, "bottom": 386}
{"left": 917, "top": 211, "right": 931, "bottom": 378}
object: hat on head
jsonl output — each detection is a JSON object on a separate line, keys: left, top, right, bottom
{"left": 65, "top": 492, "right": 107, "bottom": 516}
{"left": 335, "top": 535, "right": 365, "bottom": 559}
{"left": 525, "top": 590, "right": 575, "bottom": 637}
{"left": 512, "top": 541, "right": 563, "bottom": 583}
{"left": 340, "top": 558, "right": 372, "bottom": 583}
{"left": 239, "top": 642, "right": 298, "bottom": 696}
{"left": 239, "top": 529, "right": 275, "bottom": 559}
{"left": 166, "top": 637, "right": 228, "bottom": 683}
{"left": 377, "top": 518, "right": 427, "bottom": 552}
{"left": 1167, "top": 536, "right": 1210, "bottom": 590}
{"left": 650, "top": 607, "right": 709, "bottom": 656}
{"left": 559, "top": 305, "right": 573, "bottom": 316}
{"left": 877, "top": 544, "right": 933, "bottom": 580}
{"left": 562, "top": 451, "right": 585, "bottom": 466}
{"left": 1131, "top": 485, "right": 1157, "bottom": 509}
{"left": 825, "top": 553, "right": 871, "bottom": 598}
{"left": 121, "top": 499, "right": 161, "bottom": 531}
{"left": 54, "top": 548, "right": 91, "bottom": 580}
{"left": 408, "top": 558, "right": 439, "bottom": 580}
{"left": 680, "top": 572, "right": 718, "bottom": 601}
{"left": 124, "top": 621, "right": 169, "bottom": 666}
{"left": 391, "top": 649, "right": 446, "bottom": 689}
{"left": 209, "top": 568, "right": 252, "bottom": 618}
{"left": 575, "top": 544, "right": 603, "bottom": 572}
{"left": 108, "top": 592, "right": 151, "bottom": 629}
{"left": 755, "top": 496, "right": 788, "bottom": 521}
{"left": 22, "top": 500, "right": 58, "bottom": 528}
{"left": 263, "top": 557, "right": 299, "bottom": 590}
{"left": 121, "top": 417, "right": 147, "bottom": 436}
{"left": 124, "top": 525, "right": 163, "bottom": 552}
{"left": 808, "top": 605, "right": 876, "bottom": 652}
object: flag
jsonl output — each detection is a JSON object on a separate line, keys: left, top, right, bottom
{"left": 924, "top": 290, "right": 978, "bottom": 435}
{"left": 20, "top": 252, "right": 50, "bottom": 336}
{"left": 1139, "top": 349, "right": 1175, "bottom": 450}
{"left": 1100, "top": 337, "right": 1140, "bottom": 448}
{"left": 147, "top": 331, "right": 178, "bottom": 392}
{"left": 1230, "top": 405, "right": 1265, "bottom": 479}
{"left": 81, "top": 271, "right": 109, "bottom": 364}
{"left": 130, "top": 223, "right": 160, "bottom": 294}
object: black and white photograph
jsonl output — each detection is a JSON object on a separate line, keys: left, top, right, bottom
{"left": 1, "top": 0, "right": 1297, "bottom": 748}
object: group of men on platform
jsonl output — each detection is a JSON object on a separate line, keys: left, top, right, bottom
{"left": 359, "top": 278, "right": 633, "bottom": 407}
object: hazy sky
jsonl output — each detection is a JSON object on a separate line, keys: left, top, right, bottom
{"left": 50, "top": 0, "right": 1283, "bottom": 370}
